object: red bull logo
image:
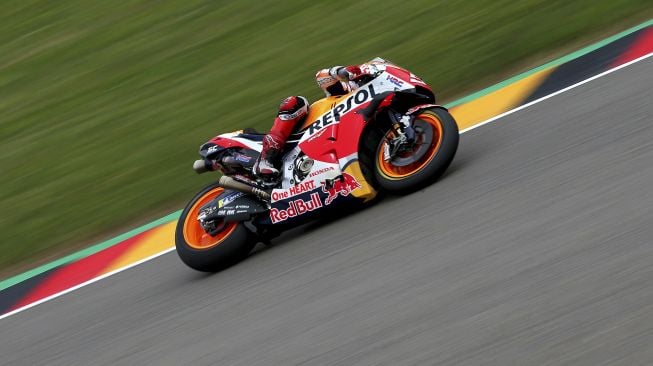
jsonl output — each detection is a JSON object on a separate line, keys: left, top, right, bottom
{"left": 321, "top": 173, "right": 361, "bottom": 205}
{"left": 270, "top": 193, "right": 323, "bottom": 223}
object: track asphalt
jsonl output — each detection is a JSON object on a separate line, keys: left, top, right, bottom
{"left": 1, "top": 56, "right": 651, "bottom": 365}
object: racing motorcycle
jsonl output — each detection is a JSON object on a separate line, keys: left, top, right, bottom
{"left": 175, "top": 58, "right": 459, "bottom": 271}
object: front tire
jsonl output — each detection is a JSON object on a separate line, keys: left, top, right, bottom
{"left": 175, "top": 182, "right": 254, "bottom": 272}
{"left": 373, "top": 107, "right": 459, "bottom": 194}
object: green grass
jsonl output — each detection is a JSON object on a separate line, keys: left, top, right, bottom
{"left": 1, "top": 0, "right": 652, "bottom": 274}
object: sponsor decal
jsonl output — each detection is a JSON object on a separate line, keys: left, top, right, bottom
{"left": 270, "top": 193, "right": 323, "bottom": 223}
{"left": 322, "top": 173, "right": 361, "bottom": 205}
{"left": 308, "top": 166, "right": 336, "bottom": 178}
{"left": 218, "top": 191, "right": 245, "bottom": 208}
{"left": 271, "top": 180, "right": 316, "bottom": 202}
{"left": 207, "top": 145, "right": 220, "bottom": 153}
{"left": 307, "top": 84, "right": 377, "bottom": 136}
{"left": 216, "top": 208, "right": 250, "bottom": 216}
{"left": 234, "top": 153, "right": 251, "bottom": 163}
{"left": 201, "top": 203, "right": 252, "bottom": 220}
{"left": 386, "top": 74, "right": 404, "bottom": 88}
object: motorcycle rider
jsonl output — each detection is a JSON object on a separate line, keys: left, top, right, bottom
{"left": 253, "top": 64, "right": 378, "bottom": 181}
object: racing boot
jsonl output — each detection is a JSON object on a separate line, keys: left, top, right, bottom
{"left": 254, "top": 96, "right": 309, "bottom": 182}
{"left": 254, "top": 133, "right": 284, "bottom": 180}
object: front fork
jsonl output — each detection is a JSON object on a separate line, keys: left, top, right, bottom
{"left": 383, "top": 110, "right": 417, "bottom": 161}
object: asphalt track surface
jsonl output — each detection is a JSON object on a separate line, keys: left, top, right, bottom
{"left": 2, "top": 59, "right": 653, "bottom": 365}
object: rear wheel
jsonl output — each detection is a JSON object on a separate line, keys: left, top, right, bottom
{"left": 175, "top": 182, "right": 254, "bottom": 272}
{"left": 373, "top": 107, "right": 458, "bottom": 193}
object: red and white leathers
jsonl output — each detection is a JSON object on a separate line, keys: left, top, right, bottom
{"left": 254, "top": 95, "right": 309, "bottom": 178}
{"left": 255, "top": 64, "right": 377, "bottom": 180}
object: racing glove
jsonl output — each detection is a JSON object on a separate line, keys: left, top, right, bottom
{"left": 330, "top": 65, "right": 361, "bottom": 81}
{"left": 330, "top": 64, "right": 379, "bottom": 82}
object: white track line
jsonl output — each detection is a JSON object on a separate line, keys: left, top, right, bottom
{"left": 1, "top": 52, "right": 652, "bottom": 322}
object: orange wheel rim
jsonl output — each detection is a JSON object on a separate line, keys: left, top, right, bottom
{"left": 377, "top": 112, "right": 444, "bottom": 179}
{"left": 183, "top": 187, "right": 238, "bottom": 250}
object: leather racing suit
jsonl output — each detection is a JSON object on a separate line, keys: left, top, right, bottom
{"left": 253, "top": 64, "right": 376, "bottom": 180}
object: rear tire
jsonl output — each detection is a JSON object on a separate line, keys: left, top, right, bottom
{"left": 175, "top": 182, "right": 255, "bottom": 272}
{"left": 373, "top": 107, "right": 458, "bottom": 194}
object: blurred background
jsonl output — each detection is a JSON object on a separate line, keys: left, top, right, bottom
{"left": 1, "top": 0, "right": 652, "bottom": 276}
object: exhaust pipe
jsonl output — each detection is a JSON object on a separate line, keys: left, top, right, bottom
{"left": 218, "top": 176, "right": 271, "bottom": 201}
{"left": 193, "top": 160, "right": 209, "bottom": 174}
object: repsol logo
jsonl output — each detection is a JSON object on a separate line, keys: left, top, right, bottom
{"left": 308, "top": 84, "right": 377, "bottom": 135}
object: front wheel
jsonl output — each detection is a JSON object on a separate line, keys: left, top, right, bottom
{"left": 175, "top": 182, "right": 254, "bottom": 272}
{"left": 374, "top": 107, "right": 459, "bottom": 194}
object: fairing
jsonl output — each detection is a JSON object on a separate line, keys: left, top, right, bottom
{"left": 201, "top": 58, "right": 437, "bottom": 226}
